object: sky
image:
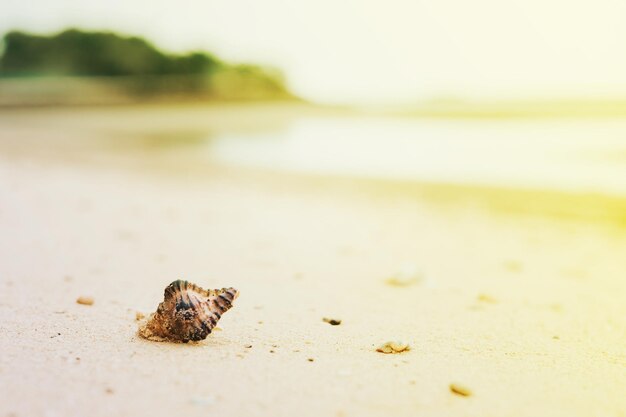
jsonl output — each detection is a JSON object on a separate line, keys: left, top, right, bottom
{"left": 2, "top": 0, "right": 626, "bottom": 104}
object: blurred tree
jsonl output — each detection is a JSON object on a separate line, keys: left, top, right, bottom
{"left": 0, "top": 28, "right": 293, "bottom": 101}
{"left": 0, "top": 29, "right": 222, "bottom": 77}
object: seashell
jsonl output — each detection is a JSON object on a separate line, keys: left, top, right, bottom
{"left": 139, "top": 280, "right": 239, "bottom": 343}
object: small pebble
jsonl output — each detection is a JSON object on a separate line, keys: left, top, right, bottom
{"left": 449, "top": 383, "right": 472, "bottom": 397}
{"left": 244, "top": 345, "right": 253, "bottom": 349}
{"left": 76, "top": 296, "right": 94, "bottom": 306}
{"left": 307, "top": 358, "right": 314, "bottom": 362}
{"left": 323, "top": 317, "right": 342, "bottom": 326}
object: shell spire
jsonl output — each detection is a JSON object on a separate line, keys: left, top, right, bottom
{"left": 139, "top": 280, "right": 239, "bottom": 343}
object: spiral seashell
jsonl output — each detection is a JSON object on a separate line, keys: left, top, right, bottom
{"left": 139, "top": 280, "right": 239, "bottom": 343}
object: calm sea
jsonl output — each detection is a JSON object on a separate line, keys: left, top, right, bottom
{"left": 207, "top": 117, "right": 626, "bottom": 196}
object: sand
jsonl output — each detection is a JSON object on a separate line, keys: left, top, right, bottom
{"left": 1, "top": 104, "right": 625, "bottom": 417}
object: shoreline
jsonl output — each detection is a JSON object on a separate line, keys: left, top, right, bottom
{"left": 4, "top": 145, "right": 626, "bottom": 228}
{"left": 4, "top": 80, "right": 626, "bottom": 118}
{"left": 1, "top": 102, "right": 625, "bottom": 227}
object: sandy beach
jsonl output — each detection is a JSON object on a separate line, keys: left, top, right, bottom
{"left": 1, "top": 103, "right": 625, "bottom": 417}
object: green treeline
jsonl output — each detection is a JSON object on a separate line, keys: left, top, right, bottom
{"left": 0, "top": 29, "right": 223, "bottom": 77}
{"left": 0, "top": 29, "right": 292, "bottom": 100}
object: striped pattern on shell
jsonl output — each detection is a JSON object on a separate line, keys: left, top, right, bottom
{"left": 139, "top": 280, "right": 239, "bottom": 343}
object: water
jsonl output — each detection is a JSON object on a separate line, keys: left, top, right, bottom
{"left": 208, "top": 117, "right": 626, "bottom": 196}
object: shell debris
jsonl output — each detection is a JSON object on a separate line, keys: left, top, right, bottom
{"left": 449, "top": 383, "right": 472, "bottom": 397}
{"left": 376, "top": 341, "right": 410, "bottom": 354}
{"left": 138, "top": 280, "right": 239, "bottom": 343}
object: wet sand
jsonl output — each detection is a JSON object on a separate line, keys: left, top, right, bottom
{"left": 1, "top": 104, "right": 625, "bottom": 417}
